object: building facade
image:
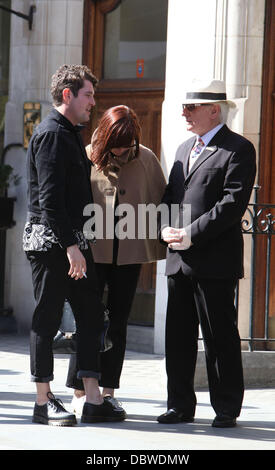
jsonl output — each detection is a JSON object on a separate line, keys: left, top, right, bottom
{"left": 1, "top": 0, "right": 274, "bottom": 354}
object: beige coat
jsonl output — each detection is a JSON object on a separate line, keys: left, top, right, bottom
{"left": 86, "top": 144, "right": 167, "bottom": 265}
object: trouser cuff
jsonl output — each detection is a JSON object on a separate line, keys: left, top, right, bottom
{"left": 77, "top": 370, "right": 101, "bottom": 381}
{"left": 30, "top": 374, "right": 54, "bottom": 383}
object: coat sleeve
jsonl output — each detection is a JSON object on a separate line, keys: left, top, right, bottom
{"left": 141, "top": 152, "right": 170, "bottom": 242}
{"left": 188, "top": 139, "right": 256, "bottom": 245}
{"left": 158, "top": 157, "right": 183, "bottom": 242}
{"left": 33, "top": 130, "right": 77, "bottom": 248}
{"left": 148, "top": 152, "right": 167, "bottom": 202}
{"left": 157, "top": 182, "right": 172, "bottom": 243}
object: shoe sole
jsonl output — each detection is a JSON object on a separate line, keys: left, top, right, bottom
{"left": 212, "top": 422, "right": 236, "bottom": 428}
{"left": 81, "top": 414, "right": 126, "bottom": 423}
{"left": 157, "top": 417, "right": 194, "bottom": 424}
{"left": 33, "top": 415, "right": 77, "bottom": 426}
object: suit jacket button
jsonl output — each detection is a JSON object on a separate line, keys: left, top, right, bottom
{"left": 119, "top": 189, "right": 126, "bottom": 195}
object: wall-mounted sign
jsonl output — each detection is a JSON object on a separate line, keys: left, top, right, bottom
{"left": 136, "top": 59, "right": 144, "bottom": 78}
{"left": 23, "top": 102, "right": 41, "bottom": 149}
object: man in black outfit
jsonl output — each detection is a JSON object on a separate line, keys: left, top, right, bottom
{"left": 157, "top": 79, "right": 256, "bottom": 428}
{"left": 23, "top": 64, "right": 125, "bottom": 425}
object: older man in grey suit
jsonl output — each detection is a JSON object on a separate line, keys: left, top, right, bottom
{"left": 158, "top": 79, "right": 256, "bottom": 428}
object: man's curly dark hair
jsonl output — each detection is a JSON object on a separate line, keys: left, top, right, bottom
{"left": 50, "top": 64, "right": 98, "bottom": 106}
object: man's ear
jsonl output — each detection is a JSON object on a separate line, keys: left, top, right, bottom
{"left": 210, "top": 104, "right": 220, "bottom": 119}
{"left": 62, "top": 87, "right": 71, "bottom": 104}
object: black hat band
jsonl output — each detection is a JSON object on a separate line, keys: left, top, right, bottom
{"left": 186, "top": 92, "right": 227, "bottom": 100}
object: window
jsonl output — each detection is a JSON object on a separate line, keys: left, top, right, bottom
{"left": 103, "top": 0, "right": 168, "bottom": 80}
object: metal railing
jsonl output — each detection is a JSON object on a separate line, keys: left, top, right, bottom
{"left": 238, "top": 185, "right": 275, "bottom": 351}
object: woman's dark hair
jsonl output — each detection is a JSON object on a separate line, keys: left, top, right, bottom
{"left": 90, "top": 105, "right": 141, "bottom": 170}
{"left": 51, "top": 64, "right": 98, "bottom": 106}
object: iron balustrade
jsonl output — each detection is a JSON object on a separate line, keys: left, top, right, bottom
{"left": 238, "top": 185, "right": 275, "bottom": 350}
{"left": 198, "top": 185, "right": 275, "bottom": 351}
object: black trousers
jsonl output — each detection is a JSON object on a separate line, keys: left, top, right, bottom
{"left": 165, "top": 270, "right": 244, "bottom": 418}
{"left": 27, "top": 246, "right": 105, "bottom": 383}
{"left": 66, "top": 262, "right": 141, "bottom": 390}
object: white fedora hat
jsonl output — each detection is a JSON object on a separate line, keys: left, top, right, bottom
{"left": 182, "top": 79, "right": 236, "bottom": 108}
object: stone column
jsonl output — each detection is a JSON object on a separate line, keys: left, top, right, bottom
{"left": 154, "top": 0, "right": 218, "bottom": 354}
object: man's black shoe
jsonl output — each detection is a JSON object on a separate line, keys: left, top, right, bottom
{"left": 157, "top": 408, "right": 194, "bottom": 424}
{"left": 33, "top": 392, "right": 77, "bottom": 426}
{"left": 81, "top": 397, "right": 126, "bottom": 423}
{"left": 212, "top": 414, "right": 237, "bottom": 428}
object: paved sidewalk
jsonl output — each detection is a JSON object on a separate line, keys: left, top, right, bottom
{"left": 0, "top": 334, "right": 274, "bottom": 451}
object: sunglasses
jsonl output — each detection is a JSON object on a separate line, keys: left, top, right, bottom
{"left": 182, "top": 103, "right": 211, "bottom": 112}
{"left": 109, "top": 144, "right": 136, "bottom": 159}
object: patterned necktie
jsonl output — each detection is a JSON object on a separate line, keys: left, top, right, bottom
{"left": 190, "top": 137, "right": 204, "bottom": 158}
{"left": 188, "top": 137, "right": 204, "bottom": 172}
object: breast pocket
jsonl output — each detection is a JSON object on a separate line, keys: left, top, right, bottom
{"left": 200, "top": 168, "right": 222, "bottom": 186}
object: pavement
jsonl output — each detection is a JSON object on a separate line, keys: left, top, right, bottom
{"left": 0, "top": 334, "right": 274, "bottom": 457}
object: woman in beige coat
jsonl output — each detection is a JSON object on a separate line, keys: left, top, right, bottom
{"left": 66, "top": 105, "right": 166, "bottom": 418}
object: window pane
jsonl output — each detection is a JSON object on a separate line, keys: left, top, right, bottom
{"left": 103, "top": 0, "right": 168, "bottom": 80}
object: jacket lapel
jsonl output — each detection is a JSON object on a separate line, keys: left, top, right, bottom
{"left": 186, "top": 145, "right": 218, "bottom": 180}
{"left": 183, "top": 138, "right": 196, "bottom": 179}
{"left": 185, "top": 124, "right": 229, "bottom": 181}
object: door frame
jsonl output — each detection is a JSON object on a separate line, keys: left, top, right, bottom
{"left": 83, "top": 0, "right": 121, "bottom": 82}
{"left": 254, "top": 0, "right": 275, "bottom": 340}
{"left": 258, "top": 0, "right": 275, "bottom": 202}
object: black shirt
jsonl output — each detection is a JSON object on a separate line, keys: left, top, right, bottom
{"left": 23, "top": 108, "right": 93, "bottom": 251}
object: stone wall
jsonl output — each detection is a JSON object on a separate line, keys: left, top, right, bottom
{"left": 4, "top": 0, "right": 84, "bottom": 332}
